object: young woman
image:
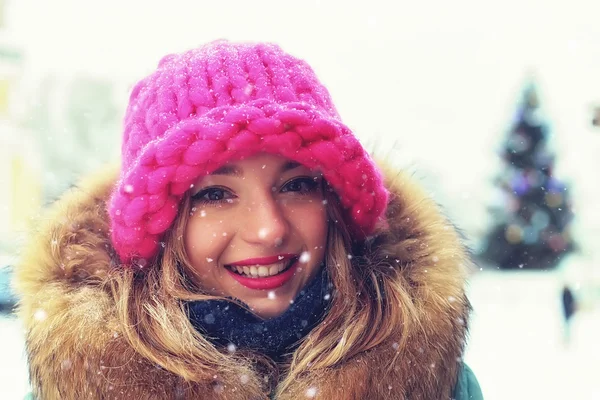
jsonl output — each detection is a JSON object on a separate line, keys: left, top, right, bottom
{"left": 15, "top": 41, "right": 483, "bottom": 399}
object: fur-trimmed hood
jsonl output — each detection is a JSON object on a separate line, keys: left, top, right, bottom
{"left": 14, "top": 164, "right": 474, "bottom": 399}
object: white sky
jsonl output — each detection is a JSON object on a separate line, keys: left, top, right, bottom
{"left": 5, "top": 0, "right": 600, "bottom": 246}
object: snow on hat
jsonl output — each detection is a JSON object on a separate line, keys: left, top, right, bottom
{"left": 109, "top": 40, "right": 388, "bottom": 264}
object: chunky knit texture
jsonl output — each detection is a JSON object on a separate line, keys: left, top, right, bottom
{"left": 108, "top": 41, "right": 388, "bottom": 264}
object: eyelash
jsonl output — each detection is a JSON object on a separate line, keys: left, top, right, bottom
{"left": 191, "top": 176, "right": 320, "bottom": 205}
{"left": 191, "top": 185, "right": 233, "bottom": 206}
{"left": 280, "top": 176, "right": 320, "bottom": 194}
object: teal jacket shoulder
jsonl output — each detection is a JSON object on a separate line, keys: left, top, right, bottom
{"left": 453, "top": 363, "right": 483, "bottom": 400}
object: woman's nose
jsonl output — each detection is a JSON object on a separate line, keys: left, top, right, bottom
{"left": 240, "top": 196, "right": 290, "bottom": 247}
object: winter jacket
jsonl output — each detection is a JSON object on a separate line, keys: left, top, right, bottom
{"left": 14, "top": 165, "right": 483, "bottom": 399}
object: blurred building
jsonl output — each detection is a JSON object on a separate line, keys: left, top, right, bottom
{"left": 0, "top": 0, "right": 41, "bottom": 256}
{"left": 1, "top": 1, "right": 125, "bottom": 259}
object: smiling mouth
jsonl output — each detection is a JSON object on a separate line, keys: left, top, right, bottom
{"left": 226, "top": 258, "right": 297, "bottom": 278}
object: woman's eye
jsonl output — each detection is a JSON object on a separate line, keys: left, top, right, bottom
{"left": 192, "top": 187, "right": 234, "bottom": 203}
{"left": 281, "top": 177, "right": 319, "bottom": 194}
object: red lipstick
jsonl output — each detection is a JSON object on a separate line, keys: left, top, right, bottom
{"left": 226, "top": 253, "right": 299, "bottom": 290}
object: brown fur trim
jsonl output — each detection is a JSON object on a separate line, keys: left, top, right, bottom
{"left": 14, "top": 163, "right": 473, "bottom": 399}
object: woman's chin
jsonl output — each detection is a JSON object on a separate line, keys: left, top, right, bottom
{"left": 224, "top": 274, "right": 306, "bottom": 319}
{"left": 244, "top": 297, "right": 294, "bottom": 320}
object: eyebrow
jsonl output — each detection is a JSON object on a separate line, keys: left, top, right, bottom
{"left": 210, "top": 160, "right": 303, "bottom": 176}
{"left": 210, "top": 165, "right": 243, "bottom": 177}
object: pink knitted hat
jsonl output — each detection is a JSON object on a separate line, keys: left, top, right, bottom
{"left": 109, "top": 40, "right": 388, "bottom": 264}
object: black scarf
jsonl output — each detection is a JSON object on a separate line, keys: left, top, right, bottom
{"left": 186, "top": 265, "right": 331, "bottom": 360}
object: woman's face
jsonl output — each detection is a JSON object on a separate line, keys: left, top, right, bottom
{"left": 184, "top": 153, "right": 328, "bottom": 319}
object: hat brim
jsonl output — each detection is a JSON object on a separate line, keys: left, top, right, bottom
{"left": 109, "top": 100, "right": 388, "bottom": 263}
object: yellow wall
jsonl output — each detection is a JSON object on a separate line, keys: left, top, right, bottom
{"left": 9, "top": 154, "right": 41, "bottom": 233}
{"left": 0, "top": 78, "right": 8, "bottom": 115}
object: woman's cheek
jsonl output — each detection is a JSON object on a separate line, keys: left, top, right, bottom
{"left": 185, "top": 218, "right": 225, "bottom": 259}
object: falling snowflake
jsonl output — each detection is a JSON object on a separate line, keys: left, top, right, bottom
{"left": 227, "top": 343, "right": 237, "bottom": 353}
{"left": 204, "top": 314, "right": 216, "bottom": 324}
{"left": 34, "top": 309, "right": 47, "bottom": 321}
{"left": 299, "top": 251, "right": 311, "bottom": 263}
{"left": 213, "top": 383, "right": 224, "bottom": 393}
{"left": 258, "top": 228, "right": 269, "bottom": 239}
{"left": 268, "top": 291, "right": 277, "bottom": 300}
{"left": 448, "top": 296, "right": 456, "bottom": 303}
{"left": 124, "top": 184, "right": 134, "bottom": 194}
{"left": 432, "top": 256, "right": 439, "bottom": 263}
{"left": 305, "top": 387, "right": 317, "bottom": 398}
{"left": 206, "top": 258, "right": 214, "bottom": 262}
{"left": 200, "top": 210, "right": 207, "bottom": 217}
{"left": 240, "top": 374, "right": 250, "bottom": 384}
{"left": 392, "top": 342, "right": 399, "bottom": 350}
{"left": 61, "top": 359, "right": 72, "bottom": 370}
{"left": 324, "top": 293, "right": 331, "bottom": 301}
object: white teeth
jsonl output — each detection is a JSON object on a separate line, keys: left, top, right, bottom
{"left": 229, "top": 260, "right": 293, "bottom": 278}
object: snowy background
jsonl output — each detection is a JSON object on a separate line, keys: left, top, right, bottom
{"left": 2, "top": 0, "right": 600, "bottom": 398}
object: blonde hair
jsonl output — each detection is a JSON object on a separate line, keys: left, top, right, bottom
{"left": 109, "top": 183, "right": 418, "bottom": 394}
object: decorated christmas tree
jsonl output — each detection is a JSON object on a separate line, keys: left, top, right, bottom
{"left": 480, "top": 81, "right": 575, "bottom": 270}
